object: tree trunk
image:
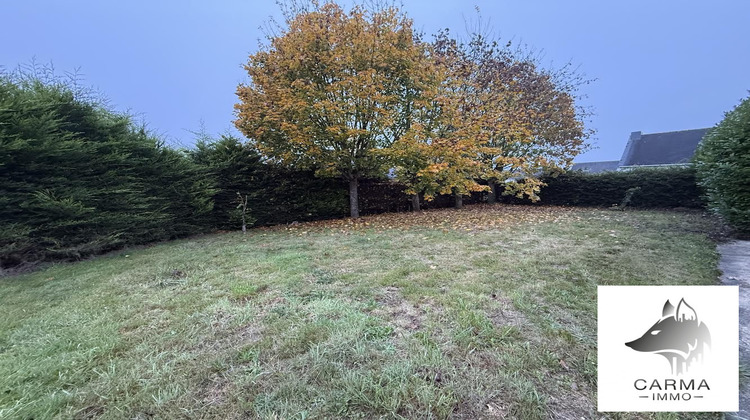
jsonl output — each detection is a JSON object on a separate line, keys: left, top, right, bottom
{"left": 454, "top": 191, "right": 463, "bottom": 209}
{"left": 487, "top": 181, "right": 498, "bottom": 204}
{"left": 237, "top": 192, "right": 248, "bottom": 234}
{"left": 411, "top": 193, "right": 420, "bottom": 212}
{"left": 349, "top": 177, "right": 360, "bottom": 218}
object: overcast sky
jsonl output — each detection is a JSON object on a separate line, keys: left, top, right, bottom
{"left": 3, "top": 0, "right": 748, "bottom": 162}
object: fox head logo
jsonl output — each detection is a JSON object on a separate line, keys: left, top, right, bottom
{"left": 625, "top": 298, "right": 711, "bottom": 375}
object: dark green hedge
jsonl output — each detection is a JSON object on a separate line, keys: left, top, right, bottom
{"left": 189, "top": 136, "right": 349, "bottom": 228}
{"left": 0, "top": 76, "right": 213, "bottom": 269}
{"left": 252, "top": 168, "right": 349, "bottom": 225}
{"left": 357, "top": 168, "right": 703, "bottom": 212}
{"left": 694, "top": 95, "right": 750, "bottom": 235}
{"left": 521, "top": 167, "right": 703, "bottom": 208}
{"left": 191, "top": 137, "right": 486, "bottom": 228}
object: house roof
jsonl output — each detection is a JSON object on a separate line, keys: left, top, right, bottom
{"left": 619, "top": 128, "right": 710, "bottom": 167}
{"left": 570, "top": 160, "right": 620, "bottom": 173}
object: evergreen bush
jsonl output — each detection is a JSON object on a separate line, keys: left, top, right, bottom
{"left": 694, "top": 94, "right": 750, "bottom": 235}
{"left": 515, "top": 167, "right": 703, "bottom": 208}
{"left": 0, "top": 73, "right": 213, "bottom": 268}
{"left": 190, "top": 136, "right": 348, "bottom": 228}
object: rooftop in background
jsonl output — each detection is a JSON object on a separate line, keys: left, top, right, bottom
{"left": 572, "top": 128, "right": 710, "bottom": 173}
{"left": 618, "top": 128, "right": 710, "bottom": 168}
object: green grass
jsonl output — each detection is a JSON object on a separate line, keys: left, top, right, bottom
{"left": 0, "top": 206, "right": 725, "bottom": 419}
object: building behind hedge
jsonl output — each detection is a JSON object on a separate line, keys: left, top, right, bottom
{"left": 571, "top": 128, "right": 709, "bottom": 173}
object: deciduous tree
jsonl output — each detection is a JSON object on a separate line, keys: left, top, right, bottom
{"left": 426, "top": 30, "right": 590, "bottom": 204}
{"left": 389, "top": 31, "right": 490, "bottom": 209}
{"left": 478, "top": 52, "right": 589, "bottom": 203}
{"left": 235, "top": 2, "right": 436, "bottom": 218}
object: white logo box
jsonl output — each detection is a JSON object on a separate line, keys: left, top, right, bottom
{"left": 598, "top": 285, "right": 738, "bottom": 412}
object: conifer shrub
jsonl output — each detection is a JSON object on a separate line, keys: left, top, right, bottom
{"left": 694, "top": 94, "right": 750, "bottom": 235}
{"left": 0, "top": 72, "right": 213, "bottom": 269}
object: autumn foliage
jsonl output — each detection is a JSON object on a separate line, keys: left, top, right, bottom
{"left": 235, "top": 3, "right": 436, "bottom": 218}
{"left": 235, "top": 2, "right": 590, "bottom": 217}
{"left": 391, "top": 31, "right": 589, "bottom": 208}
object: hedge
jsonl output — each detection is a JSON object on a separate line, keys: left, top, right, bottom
{"left": 190, "top": 136, "right": 349, "bottom": 228}
{"left": 195, "top": 135, "right": 706, "bottom": 234}
{"left": 0, "top": 76, "right": 214, "bottom": 269}
{"left": 511, "top": 167, "right": 703, "bottom": 208}
{"left": 2, "top": 75, "right": 705, "bottom": 271}
{"left": 694, "top": 94, "right": 750, "bottom": 235}
{"left": 191, "top": 136, "right": 487, "bottom": 228}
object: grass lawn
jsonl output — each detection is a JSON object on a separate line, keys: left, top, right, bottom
{"left": 0, "top": 205, "right": 725, "bottom": 419}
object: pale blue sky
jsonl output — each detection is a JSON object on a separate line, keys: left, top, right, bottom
{"left": 2, "top": 1, "right": 748, "bottom": 162}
